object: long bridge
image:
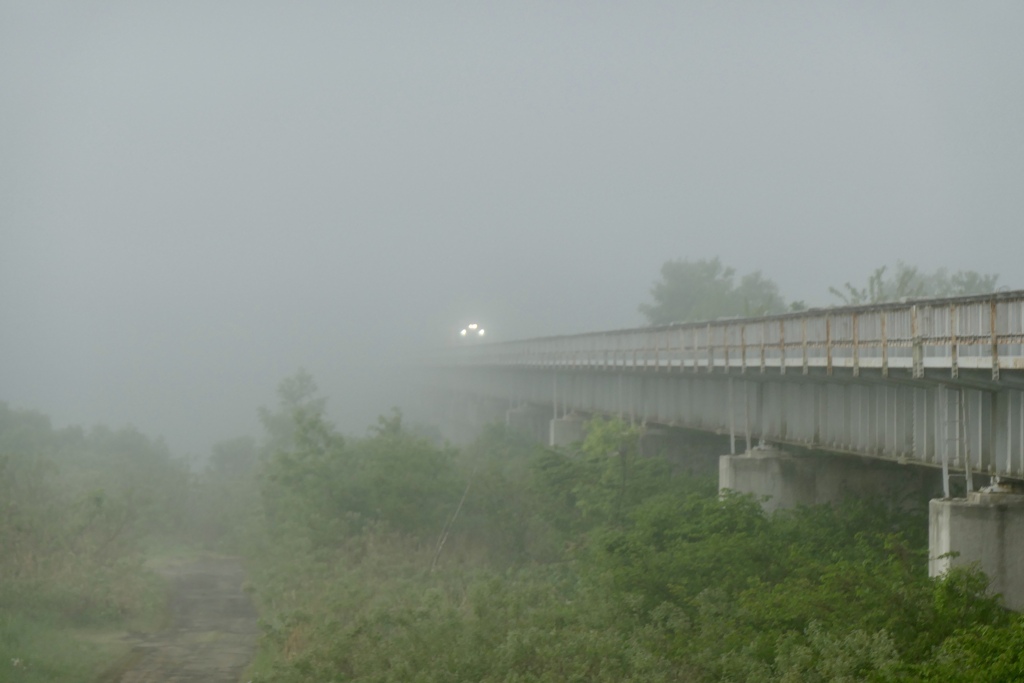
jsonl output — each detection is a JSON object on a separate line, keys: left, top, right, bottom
{"left": 431, "top": 290, "right": 1024, "bottom": 609}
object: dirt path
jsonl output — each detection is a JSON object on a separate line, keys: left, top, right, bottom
{"left": 104, "top": 555, "right": 259, "bottom": 683}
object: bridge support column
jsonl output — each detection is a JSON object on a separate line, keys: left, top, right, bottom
{"left": 720, "top": 448, "right": 937, "bottom": 514}
{"left": 437, "top": 394, "right": 509, "bottom": 444}
{"left": 930, "top": 491, "right": 1024, "bottom": 611}
{"left": 641, "top": 427, "right": 726, "bottom": 478}
{"left": 549, "top": 413, "right": 587, "bottom": 448}
{"left": 505, "top": 405, "right": 550, "bottom": 444}
{"left": 720, "top": 448, "right": 816, "bottom": 513}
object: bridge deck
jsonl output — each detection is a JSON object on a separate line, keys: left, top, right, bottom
{"left": 439, "top": 292, "right": 1024, "bottom": 483}
{"left": 451, "top": 291, "right": 1024, "bottom": 381}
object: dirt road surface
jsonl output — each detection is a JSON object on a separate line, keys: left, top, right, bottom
{"left": 105, "top": 555, "right": 258, "bottom": 683}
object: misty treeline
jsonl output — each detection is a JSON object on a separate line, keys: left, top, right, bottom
{"left": 4, "top": 372, "right": 1024, "bottom": 682}
{"left": 640, "top": 258, "right": 1001, "bottom": 325}
{"left": 231, "top": 373, "right": 1024, "bottom": 682}
{"left": 0, "top": 402, "right": 188, "bottom": 612}
{"left": 0, "top": 401, "right": 185, "bottom": 680}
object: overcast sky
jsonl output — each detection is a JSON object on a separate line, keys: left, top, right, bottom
{"left": 3, "top": 1, "right": 1022, "bottom": 455}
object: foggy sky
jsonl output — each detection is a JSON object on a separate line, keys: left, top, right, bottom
{"left": 3, "top": 2, "right": 1023, "bottom": 456}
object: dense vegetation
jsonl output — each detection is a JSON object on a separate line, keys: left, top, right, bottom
{"left": 0, "top": 402, "right": 186, "bottom": 682}
{"left": 639, "top": 258, "right": 1001, "bottom": 324}
{"left": 231, "top": 375, "right": 1024, "bottom": 682}
{"left": 4, "top": 371, "right": 1024, "bottom": 681}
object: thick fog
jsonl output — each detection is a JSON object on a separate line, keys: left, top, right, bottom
{"left": 3, "top": 2, "right": 1023, "bottom": 455}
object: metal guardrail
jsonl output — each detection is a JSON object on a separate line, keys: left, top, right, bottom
{"left": 447, "top": 291, "right": 1024, "bottom": 381}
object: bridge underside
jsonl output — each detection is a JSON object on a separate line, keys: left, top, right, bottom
{"left": 440, "top": 365, "right": 1024, "bottom": 484}
{"left": 432, "top": 294, "right": 1024, "bottom": 610}
{"left": 431, "top": 366, "right": 1024, "bottom": 609}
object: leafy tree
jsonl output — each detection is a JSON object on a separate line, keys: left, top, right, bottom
{"left": 257, "top": 368, "right": 328, "bottom": 458}
{"left": 258, "top": 373, "right": 461, "bottom": 544}
{"left": 259, "top": 397, "right": 350, "bottom": 547}
{"left": 945, "top": 269, "right": 1001, "bottom": 297}
{"left": 351, "top": 412, "right": 460, "bottom": 535}
{"left": 829, "top": 262, "right": 1000, "bottom": 305}
{"left": 913, "top": 614, "right": 1024, "bottom": 682}
{"left": 574, "top": 417, "right": 674, "bottom": 526}
{"left": 193, "top": 436, "right": 261, "bottom": 549}
{"left": 592, "top": 490, "right": 774, "bottom": 615}
{"left": 240, "top": 404, "right": 1024, "bottom": 683}
{"left": 450, "top": 424, "right": 559, "bottom": 566}
{"left": 639, "top": 257, "right": 787, "bottom": 324}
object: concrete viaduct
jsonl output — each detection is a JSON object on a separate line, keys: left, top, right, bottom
{"left": 430, "top": 291, "right": 1024, "bottom": 609}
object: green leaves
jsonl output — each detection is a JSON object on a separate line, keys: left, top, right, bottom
{"left": 0, "top": 398, "right": 178, "bottom": 680}
{"left": 242, "top": 407, "right": 1017, "bottom": 682}
{"left": 258, "top": 374, "right": 462, "bottom": 545}
{"left": 640, "top": 259, "right": 1001, "bottom": 328}
{"left": 914, "top": 615, "right": 1024, "bottom": 682}
{"left": 639, "top": 257, "right": 788, "bottom": 325}
{"left": 829, "top": 262, "right": 1000, "bottom": 305}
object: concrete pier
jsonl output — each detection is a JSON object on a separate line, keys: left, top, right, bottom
{"left": 641, "top": 427, "right": 726, "bottom": 479}
{"left": 549, "top": 413, "right": 587, "bottom": 447}
{"left": 930, "top": 491, "right": 1024, "bottom": 611}
{"left": 720, "top": 447, "right": 938, "bottom": 514}
{"left": 505, "top": 405, "right": 550, "bottom": 444}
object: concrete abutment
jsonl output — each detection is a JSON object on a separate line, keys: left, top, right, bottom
{"left": 505, "top": 405, "right": 551, "bottom": 444}
{"left": 930, "top": 491, "right": 1024, "bottom": 611}
{"left": 719, "top": 448, "right": 940, "bottom": 514}
{"left": 549, "top": 413, "right": 587, "bottom": 448}
{"left": 721, "top": 448, "right": 1024, "bottom": 610}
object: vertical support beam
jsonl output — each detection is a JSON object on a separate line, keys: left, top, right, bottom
{"left": 912, "top": 304, "right": 923, "bottom": 379}
{"left": 617, "top": 371, "right": 623, "bottom": 418}
{"left": 991, "top": 298, "right": 1000, "bottom": 382}
{"left": 552, "top": 373, "right": 558, "bottom": 420}
{"left": 756, "top": 382, "right": 765, "bottom": 441}
{"left": 778, "top": 384, "right": 788, "bottom": 440}
{"left": 824, "top": 383, "right": 832, "bottom": 447}
{"left": 801, "top": 318, "right": 808, "bottom": 375}
{"left": 840, "top": 384, "right": 850, "bottom": 449}
{"left": 779, "top": 320, "right": 786, "bottom": 375}
{"left": 728, "top": 377, "right": 736, "bottom": 455}
{"left": 676, "top": 329, "right": 683, "bottom": 372}
{"left": 941, "top": 385, "right": 950, "bottom": 499}
{"left": 706, "top": 323, "right": 714, "bottom": 374}
{"left": 950, "top": 304, "right": 959, "bottom": 380}
{"left": 812, "top": 383, "right": 821, "bottom": 446}
{"left": 825, "top": 315, "right": 833, "bottom": 376}
{"left": 852, "top": 384, "right": 862, "bottom": 453}
{"left": 956, "top": 387, "right": 964, "bottom": 471}
{"left": 961, "top": 389, "right": 974, "bottom": 493}
{"left": 978, "top": 391, "right": 985, "bottom": 475}
{"left": 923, "top": 385, "right": 930, "bottom": 463}
{"left": 723, "top": 325, "right": 730, "bottom": 374}
{"left": 852, "top": 312, "right": 860, "bottom": 377}
{"left": 994, "top": 390, "right": 1011, "bottom": 478}
{"left": 882, "top": 385, "right": 890, "bottom": 455}
{"left": 744, "top": 380, "right": 752, "bottom": 453}
{"left": 759, "top": 321, "right": 767, "bottom": 374}
{"left": 692, "top": 327, "right": 699, "bottom": 373}
{"left": 740, "top": 325, "right": 747, "bottom": 374}
{"left": 626, "top": 370, "right": 634, "bottom": 423}
{"left": 881, "top": 312, "right": 889, "bottom": 377}
{"left": 908, "top": 388, "right": 916, "bottom": 458}
{"left": 894, "top": 386, "right": 900, "bottom": 455}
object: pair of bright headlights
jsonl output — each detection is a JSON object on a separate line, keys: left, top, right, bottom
{"left": 460, "top": 323, "right": 485, "bottom": 337}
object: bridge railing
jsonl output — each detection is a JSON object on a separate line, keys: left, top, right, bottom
{"left": 448, "top": 291, "right": 1024, "bottom": 380}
